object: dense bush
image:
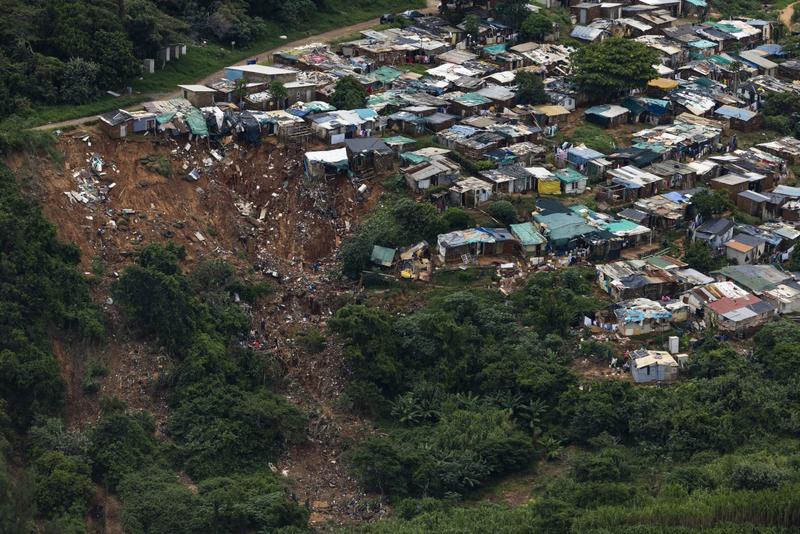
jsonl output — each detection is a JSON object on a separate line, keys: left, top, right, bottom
{"left": 110, "top": 244, "right": 307, "bottom": 526}
{"left": 340, "top": 198, "right": 448, "bottom": 278}
{"left": 0, "top": 164, "right": 103, "bottom": 428}
{"left": 0, "top": 0, "right": 379, "bottom": 115}
{"left": 88, "top": 409, "right": 159, "bottom": 491}
{"left": 487, "top": 200, "right": 517, "bottom": 225}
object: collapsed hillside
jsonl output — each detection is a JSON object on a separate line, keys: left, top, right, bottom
{"left": 6, "top": 128, "right": 387, "bottom": 527}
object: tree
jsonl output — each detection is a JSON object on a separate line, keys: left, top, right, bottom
{"left": 331, "top": 75, "right": 367, "bottom": 110}
{"left": 88, "top": 410, "right": 158, "bottom": 491}
{"left": 683, "top": 240, "right": 723, "bottom": 272}
{"left": 442, "top": 208, "right": 475, "bottom": 231}
{"left": 234, "top": 78, "right": 248, "bottom": 104}
{"left": 488, "top": 201, "right": 517, "bottom": 225}
{"left": 690, "top": 190, "right": 732, "bottom": 219}
{"left": 464, "top": 15, "right": 480, "bottom": 43}
{"left": 572, "top": 38, "right": 659, "bottom": 100}
{"left": 521, "top": 12, "right": 552, "bottom": 41}
{"left": 93, "top": 30, "right": 140, "bottom": 90}
{"left": 729, "top": 60, "right": 744, "bottom": 94}
{"left": 515, "top": 70, "right": 548, "bottom": 105}
{"left": 496, "top": 0, "right": 529, "bottom": 29}
{"left": 269, "top": 80, "right": 287, "bottom": 108}
{"left": 789, "top": 245, "right": 800, "bottom": 271}
{"left": 32, "top": 452, "right": 94, "bottom": 519}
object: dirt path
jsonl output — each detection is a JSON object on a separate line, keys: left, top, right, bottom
{"left": 780, "top": 1, "right": 798, "bottom": 29}
{"left": 34, "top": 0, "right": 439, "bottom": 132}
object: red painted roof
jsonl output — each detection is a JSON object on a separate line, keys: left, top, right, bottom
{"left": 707, "top": 294, "right": 761, "bottom": 315}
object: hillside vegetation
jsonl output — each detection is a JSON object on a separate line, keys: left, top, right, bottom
{"left": 0, "top": 0, "right": 423, "bottom": 123}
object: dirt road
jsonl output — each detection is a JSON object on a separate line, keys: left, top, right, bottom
{"left": 35, "top": 0, "right": 439, "bottom": 131}
{"left": 780, "top": 1, "right": 798, "bottom": 29}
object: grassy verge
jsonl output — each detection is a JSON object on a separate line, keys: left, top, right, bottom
{"left": 22, "top": 0, "right": 424, "bottom": 127}
{"left": 567, "top": 124, "right": 618, "bottom": 153}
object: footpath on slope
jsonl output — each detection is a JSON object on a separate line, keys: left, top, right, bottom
{"left": 780, "top": 1, "right": 798, "bottom": 30}
{"left": 34, "top": 0, "right": 439, "bottom": 131}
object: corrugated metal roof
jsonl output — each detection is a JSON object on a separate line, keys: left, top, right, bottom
{"left": 510, "top": 222, "right": 546, "bottom": 246}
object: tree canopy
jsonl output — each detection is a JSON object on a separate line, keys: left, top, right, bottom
{"left": 515, "top": 70, "right": 548, "bottom": 105}
{"left": 572, "top": 38, "right": 659, "bottom": 99}
{"left": 331, "top": 75, "right": 368, "bottom": 110}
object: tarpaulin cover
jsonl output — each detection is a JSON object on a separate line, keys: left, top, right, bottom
{"left": 156, "top": 112, "right": 176, "bottom": 124}
{"left": 185, "top": 108, "right": 209, "bottom": 137}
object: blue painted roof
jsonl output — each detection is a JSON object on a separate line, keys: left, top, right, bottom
{"left": 714, "top": 105, "right": 757, "bottom": 121}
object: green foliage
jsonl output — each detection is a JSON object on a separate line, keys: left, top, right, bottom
{"left": 442, "top": 208, "right": 475, "bottom": 231}
{"left": 139, "top": 154, "right": 173, "bottom": 178}
{"left": 683, "top": 240, "right": 727, "bottom": 273}
{"left": 32, "top": 451, "right": 93, "bottom": 519}
{"left": 572, "top": 37, "right": 659, "bottom": 99}
{"left": 0, "top": 165, "right": 103, "bottom": 428}
{"left": 112, "top": 247, "right": 200, "bottom": 352}
{"left": 61, "top": 58, "right": 100, "bottom": 105}
{"left": 167, "top": 378, "right": 306, "bottom": 480}
{"left": 1, "top": 0, "right": 425, "bottom": 121}
{"left": 112, "top": 243, "right": 305, "bottom": 483}
{"left": 487, "top": 200, "right": 517, "bottom": 225}
{"left": 570, "top": 448, "right": 631, "bottom": 482}
{"left": 332, "top": 75, "right": 368, "bottom": 110}
{"left": 691, "top": 190, "right": 733, "bottom": 219}
{"left": 88, "top": 409, "right": 159, "bottom": 491}
{"left": 762, "top": 92, "right": 800, "bottom": 137}
{"left": 514, "top": 70, "right": 548, "bottom": 106}
{"left": 568, "top": 124, "right": 617, "bottom": 153}
{"left": 789, "top": 245, "right": 800, "bottom": 271}
{"left": 350, "top": 404, "right": 535, "bottom": 497}
{"left": 521, "top": 12, "right": 553, "bottom": 41}
{"left": 753, "top": 320, "right": 800, "bottom": 381}
{"left": 496, "top": 0, "right": 530, "bottom": 29}
{"left": 296, "top": 328, "right": 327, "bottom": 354}
{"left": 81, "top": 360, "right": 108, "bottom": 394}
{"left": 464, "top": 15, "right": 480, "bottom": 38}
{"left": 269, "top": 80, "right": 288, "bottom": 106}
{"left": 340, "top": 198, "right": 448, "bottom": 278}
{"left": 512, "top": 269, "right": 601, "bottom": 336}
{"left": 119, "top": 468, "right": 309, "bottom": 534}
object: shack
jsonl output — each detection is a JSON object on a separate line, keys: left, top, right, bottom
{"left": 631, "top": 350, "right": 679, "bottom": 383}
{"left": 344, "top": 138, "right": 394, "bottom": 178}
{"left": 178, "top": 84, "right": 217, "bottom": 107}
{"left": 510, "top": 222, "right": 546, "bottom": 257}
{"left": 436, "top": 228, "right": 518, "bottom": 263}
{"left": 554, "top": 168, "right": 588, "bottom": 195}
{"left": 585, "top": 105, "right": 630, "bottom": 128}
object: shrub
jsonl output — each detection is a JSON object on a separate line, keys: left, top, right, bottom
{"left": 487, "top": 201, "right": 517, "bottom": 225}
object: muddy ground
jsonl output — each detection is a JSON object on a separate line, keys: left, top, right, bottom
{"left": 7, "top": 127, "right": 386, "bottom": 529}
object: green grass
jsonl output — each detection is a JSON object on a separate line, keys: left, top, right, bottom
{"left": 397, "top": 63, "right": 431, "bottom": 75}
{"left": 568, "top": 124, "right": 618, "bottom": 153}
{"left": 26, "top": 95, "right": 149, "bottom": 127}
{"left": 23, "top": 0, "right": 424, "bottom": 127}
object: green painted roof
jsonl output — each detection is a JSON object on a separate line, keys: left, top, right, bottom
{"left": 554, "top": 168, "right": 587, "bottom": 184}
{"left": 371, "top": 245, "right": 396, "bottom": 267}
{"left": 709, "top": 54, "right": 733, "bottom": 66}
{"left": 371, "top": 66, "right": 403, "bottom": 85}
{"left": 645, "top": 256, "right": 676, "bottom": 270}
{"left": 453, "top": 92, "right": 492, "bottom": 106}
{"left": 510, "top": 222, "right": 546, "bottom": 246}
{"left": 713, "top": 265, "right": 788, "bottom": 293}
{"left": 400, "top": 152, "right": 429, "bottom": 164}
{"left": 383, "top": 136, "right": 416, "bottom": 145}
{"left": 483, "top": 43, "right": 507, "bottom": 55}
{"left": 605, "top": 219, "right": 640, "bottom": 234}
